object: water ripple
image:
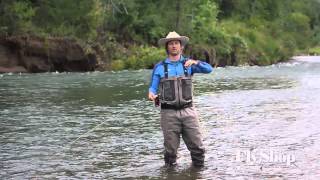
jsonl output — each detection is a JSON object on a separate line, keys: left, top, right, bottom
{"left": 1, "top": 60, "right": 320, "bottom": 179}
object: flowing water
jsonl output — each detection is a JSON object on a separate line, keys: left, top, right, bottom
{"left": 1, "top": 56, "right": 320, "bottom": 179}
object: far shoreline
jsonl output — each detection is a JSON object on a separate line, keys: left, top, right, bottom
{"left": 1, "top": 55, "right": 320, "bottom": 74}
{"left": 291, "top": 56, "right": 320, "bottom": 63}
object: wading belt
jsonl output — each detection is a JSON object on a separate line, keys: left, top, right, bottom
{"left": 161, "top": 102, "right": 193, "bottom": 110}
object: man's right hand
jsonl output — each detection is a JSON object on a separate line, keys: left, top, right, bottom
{"left": 148, "top": 92, "right": 158, "bottom": 101}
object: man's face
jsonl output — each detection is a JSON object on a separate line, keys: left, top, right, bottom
{"left": 167, "top": 40, "right": 182, "bottom": 56}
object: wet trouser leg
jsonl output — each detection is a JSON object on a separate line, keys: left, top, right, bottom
{"left": 181, "top": 107, "right": 205, "bottom": 166}
{"left": 160, "top": 107, "right": 205, "bottom": 166}
{"left": 160, "top": 109, "right": 181, "bottom": 164}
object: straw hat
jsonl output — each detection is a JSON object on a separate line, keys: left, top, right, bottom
{"left": 158, "top": 31, "right": 189, "bottom": 46}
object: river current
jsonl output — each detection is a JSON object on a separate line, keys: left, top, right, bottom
{"left": 1, "top": 56, "right": 320, "bottom": 179}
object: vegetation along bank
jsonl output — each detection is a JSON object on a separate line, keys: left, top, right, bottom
{"left": 0, "top": 0, "right": 320, "bottom": 72}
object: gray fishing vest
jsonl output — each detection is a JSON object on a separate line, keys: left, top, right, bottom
{"left": 159, "top": 60, "right": 193, "bottom": 108}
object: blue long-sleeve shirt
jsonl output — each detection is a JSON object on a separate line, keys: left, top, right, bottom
{"left": 149, "top": 56, "right": 213, "bottom": 94}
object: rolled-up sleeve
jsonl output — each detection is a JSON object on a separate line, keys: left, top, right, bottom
{"left": 191, "top": 60, "right": 213, "bottom": 74}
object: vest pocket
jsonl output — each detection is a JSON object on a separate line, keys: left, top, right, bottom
{"left": 181, "top": 79, "right": 192, "bottom": 100}
{"left": 163, "top": 80, "right": 175, "bottom": 101}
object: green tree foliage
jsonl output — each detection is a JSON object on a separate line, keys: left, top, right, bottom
{"left": 0, "top": 0, "right": 104, "bottom": 39}
{"left": 190, "top": 0, "right": 218, "bottom": 44}
{"left": 215, "top": 0, "right": 320, "bottom": 65}
{"left": 0, "top": 1, "right": 36, "bottom": 34}
{"left": 1, "top": 0, "right": 320, "bottom": 69}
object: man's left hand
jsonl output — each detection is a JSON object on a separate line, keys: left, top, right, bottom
{"left": 184, "top": 59, "right": 199, "bottom": 67}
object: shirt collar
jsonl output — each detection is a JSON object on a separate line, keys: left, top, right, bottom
{"left": 165, "top": 55, "right": 186, "bottom": 64}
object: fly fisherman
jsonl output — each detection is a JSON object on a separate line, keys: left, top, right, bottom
{"left": 148, "top": 31, "right": 213, "bottom": 167}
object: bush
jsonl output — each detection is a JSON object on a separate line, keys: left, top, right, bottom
{"left": 111, "top": 60, "right": 126, "bottom": 71}
{"left": 309, "top": 47, "right": 320, "bottom": 55}
{"left": 0, "top": 1, "right": 36, "bottom": 34}
{"left": 110, "top": 45, "right": 166, "bottom": 70}
{"left": 126, "top": 46, "right": 166, "bottom": 69}
{"left": 221, "top": 19, "right": 297, "bottom": 65}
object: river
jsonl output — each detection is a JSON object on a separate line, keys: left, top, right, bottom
{"left": 1, "top": 56, "right": 320, "bottom": 179}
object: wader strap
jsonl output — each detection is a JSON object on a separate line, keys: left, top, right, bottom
{"left": 163, "top": 59, "right": 189, "bottom": 78}
{"left": 182, "top": 58, "right": 189, "bottom": 77}
{"left": 163, "top": 60, "right": 168, "bottom": 78}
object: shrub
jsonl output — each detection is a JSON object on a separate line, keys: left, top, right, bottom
{"left": 112, "top": 45, "right": 166, "bottom": 70}
{"left": 111, "top": 60, "right": 126, "bottom": 71}
{"left": 309, "top": 47, "right": 320, "bottom": 55}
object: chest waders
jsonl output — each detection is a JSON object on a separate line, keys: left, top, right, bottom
{"left": 158, "top": 60, "right": 205, "bottom": 167}
{"left": 159, "top": 60, "right": 193, "bottom": 109}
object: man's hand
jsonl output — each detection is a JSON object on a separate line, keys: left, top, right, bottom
{"left": 184, "top": 59, "right": 199, "bottom": 67}
{"left": 148, "top": 92, "right": 158, "bottom": 101}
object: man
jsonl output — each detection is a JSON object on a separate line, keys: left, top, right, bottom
{"left": 148, "top": 31, "right": 213, "bottom": 167}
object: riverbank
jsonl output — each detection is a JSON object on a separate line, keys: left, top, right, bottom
{"left": 0, "top": 35, "right": 286, "bottom": 73}
{"left": 0, "top": 35, "right": 100, "bottom": 73}
{"left": 0, "top": 35, "right": 318, "bottom": 73}
{"left": 1, "top": 1, "right": 320, "bottom": 73}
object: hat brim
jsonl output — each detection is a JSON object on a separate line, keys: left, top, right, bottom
{"left": 158, "top": 36, "right": 189, "bottom": 46}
